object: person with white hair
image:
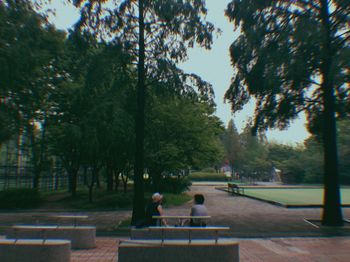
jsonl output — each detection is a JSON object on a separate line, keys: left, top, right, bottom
{"left": 144, "top": 192, "right": 168, "bottom": 226}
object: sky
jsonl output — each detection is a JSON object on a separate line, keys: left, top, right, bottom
{"left": 48, "top": 0, "right": 310, "bottom": 145}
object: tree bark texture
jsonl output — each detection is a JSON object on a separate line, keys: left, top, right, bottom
{"left": 131, "top": 0, "right": 146, "bottom": 226}
{"left": 320, "top": 0, "right": 343, "bottom": 226}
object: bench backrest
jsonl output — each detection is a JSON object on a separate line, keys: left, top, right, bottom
{"left": 148, "top": 226, "right": 229, "bottom": 231}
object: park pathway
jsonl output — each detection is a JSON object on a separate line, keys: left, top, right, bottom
{"left": 167, "top": 183, "right": 350, "bottom": 237}
{"left": 2, "top": 183, "right": 350, "bottom": 261}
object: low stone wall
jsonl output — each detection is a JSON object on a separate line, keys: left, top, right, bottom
{"left": 7, "top": 225, "right": 96, "bottom": 249}
{"left": 0, "top": 239, "right": 71, "bottom": 262}
{"left": 119, "top": 239, "right": 239, "bottom": 262}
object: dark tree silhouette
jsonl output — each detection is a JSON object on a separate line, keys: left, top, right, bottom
{"left": 225, "top": 0, "right": 349, "bottom": 226}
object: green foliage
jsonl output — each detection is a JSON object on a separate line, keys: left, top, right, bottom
{"left": 225, "top": 1, "right": 349, "bottom": 132}
{"left": 60, "top": 190, "right": 133, "bottom": 210}
{"left": 200, "top": 167, "right": 217, "bottom": 173}
{"left": 338, "top": 120, "right": 350, "bottom": 184}
{"left": 146, "top": 93, "right": 224, "bottom": 174}
{"left": 189, "top": 172, "right": 227, "bottom": 182}
{"left": 0, "top": 188, "right": 43, "bottom": 209}
{"left": 300, "top": 119, "right": 350, "bottom": 184}
{"left": 225, "top": 0, "right": 349, "bottom": 224}
{"left": 220, "top": 120, "right": 242, "bottom": 169}
{"left": 164, "top": 176, "right": 191, "bottom": 194}
{"left": 145, "top": 176, "right": 192, "bottom": 194}
{"left": 268, "top": 143, "right": 305, "bottom": 183}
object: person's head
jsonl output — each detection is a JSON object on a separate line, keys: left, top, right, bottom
{"left": 194, "top": 194, "right": 205, "bottom": 205}
{"left": 152, "top": 192, "right": 163, "bottom": 203}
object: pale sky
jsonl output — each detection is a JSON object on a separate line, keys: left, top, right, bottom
{"left": 47, "top": 0, "right": 310, "bottom": 145}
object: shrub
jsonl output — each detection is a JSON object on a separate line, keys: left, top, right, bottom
{"left": 200, "top": 167, "right": 217, "bottom": 173}
{"left": 0, "top": 188, "right": 43, "bottom": 209}
{"left": 160, "top": 176, "right": 192, "bottom": 194}
{"left": 189, "top": 172, "right": 227, "bottom": 181}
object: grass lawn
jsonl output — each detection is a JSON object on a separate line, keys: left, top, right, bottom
{"left": 242, "top": 187, "right": 350, "bottom": 206}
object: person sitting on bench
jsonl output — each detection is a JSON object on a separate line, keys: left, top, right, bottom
{"left": 190, "top": 194, "right": 209, "bottom": 227}
{"left": 145, "top": 192, "right": 168, "bottom": 226}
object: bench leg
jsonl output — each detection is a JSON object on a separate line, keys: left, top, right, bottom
{"left": 161, "top": 229, "right": 164, "bottom": 245}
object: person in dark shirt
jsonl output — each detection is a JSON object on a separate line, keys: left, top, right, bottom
{"left": 145, "top": 192, "right": 167, "bottom": 226}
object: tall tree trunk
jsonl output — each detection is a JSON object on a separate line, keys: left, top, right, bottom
{"left": 67, "top": 164, "right": 79, "bottom": 197}
{"left": 29, "top": 126, "right": 40, "bottom": 189}
{"left": 95, "top": 172, "right": 100, "bottom": 188}
{"left": 106, "top": 166, "right": 113, "bottom": 191}
{"left": 320, "top": 0, "right": 343, "bottom": 226}
{"left": 83, "top": 166, "right": 88, "bottom": 186}
{"left": 16, "top": 128, "right": 23, "bottom": 186}
{"left": 32, "top": 114, "right": 47, "bottom": 189}
{"left": 121, "top": 171, "right": 129, "bottom": 193}
{"left": 131, "top": 0, "right": 146, "bottom": 226}
{"left": 114, "top": 170, "right": 121, "bottom": 192}
{"left": 88, "top": 167, "right": 99, "bottom": 203}
{"left": 151, "top": 169, "right": 162, "bottom": 193}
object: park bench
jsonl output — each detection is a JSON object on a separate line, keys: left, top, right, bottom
{"left": 127, "top": 217, "right": 236, "bottom": 261}
{"left": 7, "top": 225, "right": 96, "bottom": 249}
{"left": 0, "top": 238, "right": 71, "bottom": 262}
{"left": 118, "top": 238, "right": 239, "bottom": 262}
{"left": 148, "top": 226, "right": 230, "bottom": 243}
{"left": 131, "top": 224, "right": 230, "bottom": 242}
{"left": 227, "top": 183, "right": 244, "bottom": 195}
{"left": 153, "top": 215, "right": 211, "bottom": 226}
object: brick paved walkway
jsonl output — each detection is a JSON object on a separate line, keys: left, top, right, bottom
{"left": 72, "top": 236, "right": 350, "bottom": 261}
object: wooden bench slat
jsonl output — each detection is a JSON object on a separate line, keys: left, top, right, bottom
{"left": 152, "top": 216, "right": 211, "bottom": 219}
{"left": 148, "top": 226, "right": 229, "bottom": 231}
{"left": 146, "top": 226, "right": 230, "bottom": 243}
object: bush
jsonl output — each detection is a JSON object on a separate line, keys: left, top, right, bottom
{"left": 0, "top": 188, "right": 43, "bottom": 209}
{"left": 189, "top": 172, "right": 227, "bottom": 181}
{"left": 159, "top": 176, "right": 192, "bottom": 194}
{"left": 200, "top": 167, "right": 217, "bottom": 173}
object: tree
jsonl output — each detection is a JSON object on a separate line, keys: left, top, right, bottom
{"left": 221, "top": 119, "right": 242, "bottom": 175}
{"left": 225, "top": 0, "right": 349, "bottom": 226}
{"left": 145, "top": 87, "right": 224, "bottom": 192}
{"left": 0, "top": 0, "right": 66, "bottom": 188}
{"left": 72, "top": 0, "right": 216, "bottom": 225}
{"left": 337, "top": 120, "right": 350, "bottom": 184}
{"left": 49, "top": 29, "right": 134, "bottom": 197}
{"left": 302, "top": 119, "right": 350, "bottom": 184}
{"left": 268, "top": 143, "right": 306, "bottom": 184}
{"left": 239, "top": 123, "right": 270, "bottom": 181}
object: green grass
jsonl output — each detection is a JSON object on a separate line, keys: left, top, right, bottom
{"left": 55, "top": 189, "right": 133, "bottom": 210}
{"left": 243, "top": 187, "right": 350, "bottom": 206}
{"left": 44, "top": 189, "right": 192, "bottom": 210}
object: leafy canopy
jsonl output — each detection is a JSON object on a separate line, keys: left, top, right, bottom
{"left": 225, "top": 0, "right": 349, "bottom": 133}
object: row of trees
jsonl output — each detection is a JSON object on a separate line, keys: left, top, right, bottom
{"left": 0, "top": 0, "right": 223, "bottom": 222}
{"left": 2, "top": 0, "right": 348, "bottom": 228}
{"left": 221, "top": 119, "right": 350, "bottom": 185}
{"left": 225, "top": 0, "right": 349, "bottom": 226}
